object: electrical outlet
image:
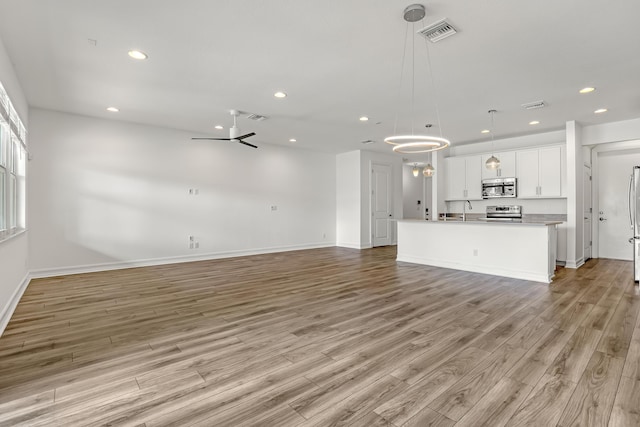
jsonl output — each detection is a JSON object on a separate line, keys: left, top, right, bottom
{"left": 473, "top": 249, "right": 478, "bottom": 256}
{"left": 323, "top": 233, "right": 326, "bottom": 239}
{"left": 271, "top": 205, "right": 278, "bottom": 211}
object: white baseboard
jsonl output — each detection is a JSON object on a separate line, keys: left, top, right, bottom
{"left": 565, "top": 258, "right": 585, "bottom": 269}
{"left": 396, "top": 254, "right": 553, "bottom": 284}
{"left": 29, "top": 242, "right": 335, "bottom": 279}
{"left": 336, "top": 242, "right": 372, "bottom": 250}
{"left": 0, "top": 273, "right": 31, "bottom": 337}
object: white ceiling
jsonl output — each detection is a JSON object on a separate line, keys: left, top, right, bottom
{"left": 0, "top": 0, "right": 639, "bottom": 159}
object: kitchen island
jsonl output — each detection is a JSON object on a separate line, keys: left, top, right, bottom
{"left": 396, "top": 219, "right": 562, "bottom": 283}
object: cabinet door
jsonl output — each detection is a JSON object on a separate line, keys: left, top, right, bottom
{"left": 516, "top": 149, "right": 539, "bottom": 198}
{"left": 465, "top": 155, "right": 483, "bottom": 199}
{"left": 497, "top": 151, "right": 517, "bottom": 178}
{"left": 446, "top": 157, "right": 466, "bottom": 200}
{"left": 538, "top": 146, "right": 562, "bottom": 197}
{"left": 481, "top": 151, "right": 516, "bottom": 179}
{"left": 481, "top": 153, "right": 499, "bottom": 179}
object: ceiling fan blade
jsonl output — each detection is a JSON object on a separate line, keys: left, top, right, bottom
{"left": 191, "top": 137, "right": 231, "bottom": 141}
{"left": 236, "top": 132, "right": 256, "bottom": 140}
{"left": 237, "top": 140, "right": 258, "bottom": 148}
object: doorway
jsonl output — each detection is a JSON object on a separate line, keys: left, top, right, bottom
{"left": 372, "top": 163, "right": 392, "bottom": 247}
{"left": 597, "top": 149, "right": 640, "bottom": 260}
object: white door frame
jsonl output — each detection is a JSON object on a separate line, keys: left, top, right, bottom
{"left": 583, "top": 163, "right": 592, "bottom": 260}
{"left": 591, "top": 139, "right": 640, "bottom": 258}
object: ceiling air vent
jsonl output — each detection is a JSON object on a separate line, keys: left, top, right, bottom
{"left": 417, "top": 19, "right": 458, "bottom": 43}
{"left": 361, "top": 140, "right": 376, "bottom": 145}
{"left": 247, "top": 113, "right": 267, "bottom": 121}
{"left": 521, "top": 100, "right": 546, "bottom": 110}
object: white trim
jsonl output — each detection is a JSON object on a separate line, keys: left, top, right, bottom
{"left": 0, "top": 272, "right": 30, "bottom": 337}
{"left": 29, "top": 242, "right": 335, "bottom": 279}
{"left": 565, "top": 258, "right": 585, "bottom": 269}
{"left": 396, "top": 254, "right": 553, "bottom": 283}
{"left": 336, "top": 242, "right": 372, "bottom": 250}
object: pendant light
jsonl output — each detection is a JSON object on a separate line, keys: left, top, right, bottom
{"left": 385, "top": 4, "right": 450, "bottom": 154}
{"left": 485, "top": 109, "right": 500, "bottom": 169}
{"left": 412, "top": 163, "right": 420, "bottom": 177}
{"left": 423, "top": 163, "right": 435, "bottom": 177}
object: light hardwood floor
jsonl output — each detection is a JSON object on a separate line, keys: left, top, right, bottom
{"left": 0, "top": 246, "right": 639, "bottom": 426}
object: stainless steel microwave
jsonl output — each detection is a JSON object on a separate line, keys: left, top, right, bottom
{"left": 482, "top": 177, "right": 517, "bottom": 199}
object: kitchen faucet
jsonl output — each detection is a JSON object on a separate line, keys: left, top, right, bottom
{"left": 462, "top": 200, "right": 472, "bottom": 221}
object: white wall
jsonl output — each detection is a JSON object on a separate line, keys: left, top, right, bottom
{"left": 566, "top": 121, "right": 584, "bottom": 268}
{"left": 28, "top": 109, "right": 336, "bottom": 275}
{"left": 336, "top": 151, "right": 361, "bottom": 248}
{"left": 449, "top": 130, "right": 565, "bottom": 156}
{"left": 0, "top": 36, "right": 29, "bottom": 335}
{"left": 582, "top": 117, "right": 640, "bottom": 146}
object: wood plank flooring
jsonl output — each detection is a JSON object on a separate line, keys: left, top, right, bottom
{"left": 0, "top": 246, "right": 639, "bottom": 426}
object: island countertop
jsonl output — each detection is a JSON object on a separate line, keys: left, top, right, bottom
{"left": 397, "top": 219, "right": 563, "bottom": 226}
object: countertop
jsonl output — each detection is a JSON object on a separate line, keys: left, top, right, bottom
{"left": 397, "top": 218, "right": 563, "bottom": 226}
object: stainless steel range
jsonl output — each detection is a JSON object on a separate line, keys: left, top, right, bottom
{"left": 485, "top": 205, "right": 523, "bottom": 221}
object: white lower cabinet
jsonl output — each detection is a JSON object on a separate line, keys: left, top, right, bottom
{"left": 556, "top": 223, "right": 567, "bottom": 263}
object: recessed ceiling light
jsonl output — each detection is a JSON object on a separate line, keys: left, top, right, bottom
{"left": 106, "top": 107, "right": 119, "bottom": 112}
{"left": 128, "top": 50, "right": 148, "bottom": 60}
{"left": 214, "top": 125, "right": 223, "bottom": 130}
{"left": 529, "top": 120, "right": 540, "bottom": 125}
{"left": 289, "top": 138, "right": 297, "bottom": 142}
{"left": 481, "top": 129, "right": 490, "bottom": 134}
{"left": 594, "top": 108, "right": 608, "bottom": 114}
{"left": 359, "top": 116, "right": 369, "bottom": 122}
{"left": 274, "top": 91, "right": 287, "bottom": 98}
{"left": 579, "top": 87, "right": 595, "bottom": 94}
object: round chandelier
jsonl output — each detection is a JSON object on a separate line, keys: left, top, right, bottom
{"left": 386, "top": 135, "right": 450, "bottom": 153}
{"left": 385, "top": 4, "right": 451, "bottom": 154}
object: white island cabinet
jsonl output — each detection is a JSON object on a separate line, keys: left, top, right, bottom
{"left": 397, "top": 220, "right": 561, "bottom": 283}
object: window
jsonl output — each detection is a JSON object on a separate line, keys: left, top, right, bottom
{"left": 0, "top": 81, "right": 27, "bottom": 241}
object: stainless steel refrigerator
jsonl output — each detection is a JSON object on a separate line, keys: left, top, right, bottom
{"left": 630, "top": 166, "right": 640, "bottom": 282}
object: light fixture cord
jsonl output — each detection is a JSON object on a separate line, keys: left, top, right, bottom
{"left": 411, "top": 21, "right": 415, "bottom": 135}
{"left": 393, "top": 22, "right": 410, "bottom": 136}
{"left": 422, "top": 25, "right": 444, "bottom": 138}
{"left": 491, "top": 110, "right": 495, "bottom": 155}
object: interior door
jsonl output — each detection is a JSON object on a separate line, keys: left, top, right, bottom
{"left": 584, "top": 165, "right": 592, "bottom": 260}
{"left": 598, "top": 151, "right": 639, "bottom": 260}
{"left": 372, "top": 163, "right": 392, "bottom": 247}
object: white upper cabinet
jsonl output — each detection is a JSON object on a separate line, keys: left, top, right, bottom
{"left": 446, "top": 155, "right": 482, "bottom": 200}
{"left": 481, "top": 151, "right": 516, "bottom": 179}
{"left": 516, "top": 145, "right": 565, "bottom": 198}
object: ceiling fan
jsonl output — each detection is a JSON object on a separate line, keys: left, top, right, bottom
{"left": 191, "top": 109, "right": 258, "bottom": 148}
